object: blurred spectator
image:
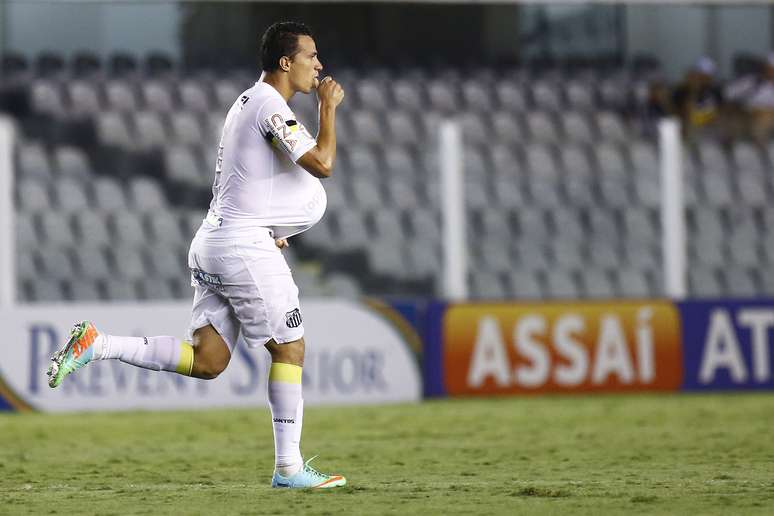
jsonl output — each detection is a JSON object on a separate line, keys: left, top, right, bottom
{"left": 637, "top": 77, "right": 673, "bottom": 138}
{"left": 725, "top": 58, "right": 760, "bottom": 141}
{"left": 729, "top": 53, "right": 774, "bottom": 145}
{"left": 672, "top": 57, "right": 724, "bottom": 143}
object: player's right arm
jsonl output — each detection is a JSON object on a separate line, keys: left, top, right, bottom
{"left": 297, "top": 76, "right": 344, "bottom": 179}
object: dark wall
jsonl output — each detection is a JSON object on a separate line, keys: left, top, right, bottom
{"left": 180, "top": 2, "right": 519, "bottom": 70}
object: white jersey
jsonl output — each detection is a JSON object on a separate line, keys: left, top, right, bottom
{"left": 203, "top": 79, "right": 326, "bottom": 239}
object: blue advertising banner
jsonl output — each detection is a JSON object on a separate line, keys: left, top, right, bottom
{"left": 679, "top": 300, "right": 774, "bottom": 391}
{"left": 423, "top": 301, "right": 447, "bottom": 398}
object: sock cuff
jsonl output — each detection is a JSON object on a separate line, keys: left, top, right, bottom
{"left": 269, "top": 362, "right": 302, "bottom": 384}
{"left": 175, "top": 342, "right": 194, "bottom": 376}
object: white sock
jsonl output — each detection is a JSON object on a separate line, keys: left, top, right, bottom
{"left": 268, "top": 363, "right": 304, "bottom": 477}
{"left": 97, "top": 334, "right": 194, "bottom": 375}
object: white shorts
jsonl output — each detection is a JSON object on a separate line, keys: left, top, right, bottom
{"left": 187, "top": 226, "right": 304, "bottom": 352}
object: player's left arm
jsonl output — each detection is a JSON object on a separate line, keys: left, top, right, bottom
{"left": 260, "top": 80, "right": 344, "bottom": 179}
{"left": 296, "top": 76, "right": 344, "bottom": 178}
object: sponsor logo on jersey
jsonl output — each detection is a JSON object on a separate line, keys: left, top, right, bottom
{"left": 265, "top": 113, "right": 303, "bottom": 153}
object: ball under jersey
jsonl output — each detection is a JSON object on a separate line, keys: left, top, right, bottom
{"left": 203, "top": 79, "right": 326, "bottom": 240}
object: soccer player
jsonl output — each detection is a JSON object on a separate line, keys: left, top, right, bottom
{"left": 47, "top": 21, "right": 346, "bottom": 489}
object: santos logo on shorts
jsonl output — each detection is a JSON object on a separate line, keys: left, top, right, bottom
{"left": 285, "top": 308, "right": 302, "bottom": 328}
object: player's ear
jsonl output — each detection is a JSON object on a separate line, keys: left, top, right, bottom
{"left": 279, "top": 56, "right": 291, "bottom": 72}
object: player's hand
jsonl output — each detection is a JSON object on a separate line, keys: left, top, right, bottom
{"left": 275, "top": 238, "right": 289, "bottom": 250}
{"left": 316, "top": 76, "right": 344, "bottom": 108}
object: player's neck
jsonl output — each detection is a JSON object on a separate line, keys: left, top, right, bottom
{"left": 262, "top": 72, "right": 295, "bottom": 101}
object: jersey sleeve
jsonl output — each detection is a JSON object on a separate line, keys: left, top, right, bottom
{"left": 258, "top": 98, "right": 317, "bottom": 163}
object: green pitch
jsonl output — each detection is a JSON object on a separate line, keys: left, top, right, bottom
{"left": 2, "top": 394, "right": 774, "bottom": 515}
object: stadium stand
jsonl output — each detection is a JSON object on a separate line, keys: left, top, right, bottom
{"left": 3, "top": 52, "right": 774, "bottom": 301}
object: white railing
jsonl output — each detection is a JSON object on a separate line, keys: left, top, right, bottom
{"left": 659, "top": 118, "right": 686, "bottom": 299}
{"left": 439, "top": 120, "right": 468, "bottom": 300}
{"left": 0, "top": 117, "right": 15, "bottom": 308}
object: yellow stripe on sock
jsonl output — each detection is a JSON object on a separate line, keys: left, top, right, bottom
{"left": 176, "top": 342, "right": 194, "bottom": 376}
{"left": 269, "top": 363, "right": 302, "bottom": 384}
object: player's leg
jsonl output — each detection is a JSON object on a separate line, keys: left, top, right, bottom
{"left": 93, "top": 322, "right": 231, "bottom": 379}
{"left": 47, "top": 320, "right": 232, "bottom": 388}
{"left": 47, "top": 321, "right": 193, "bottom": 388}
{"left": 231, "top": 231, "right": 345, "bottom": 488}
{"left": 265, "top": 337, "right": 346, "bottom": 489}
{"left": 48, "top": 276, "right": 239, "bottom": 388}
{"left": 265, "top": 337, "right": 305, "bottom": 477}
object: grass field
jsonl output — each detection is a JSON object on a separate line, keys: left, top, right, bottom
{"left": 2, "top": 394, "right": 774, "bottom": 515}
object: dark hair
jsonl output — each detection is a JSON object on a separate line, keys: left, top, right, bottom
{"left": 260, "top": 22, "right": 314, "bottom": 72}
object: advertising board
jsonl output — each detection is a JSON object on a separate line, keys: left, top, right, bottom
{"left": 0, "top": 300, "right": 422, "bottom": 412}
{"left": 440, "top": 301, "right": 682, "bottom": 395}
{"left": 680, "top": 300, "right": 774, "bottom": 390}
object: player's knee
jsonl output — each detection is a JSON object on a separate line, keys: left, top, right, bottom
{"left": 191, "top": 325, "right": 231, "bottom": 379}
{"left": 199, "top": 370, "right": 220, "bottom": 380}
{"left": 265, "top": 338, "right": 305, "bottom": 366}
{"left": 196, "top": 357, "right": 228, "bottom": 380}
{"left": 192, "top": 348, "right": 230, "bottom": 380}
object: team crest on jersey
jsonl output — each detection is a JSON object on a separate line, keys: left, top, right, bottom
{"left": 285, "top": 308, "right": 302, "bottom": 328}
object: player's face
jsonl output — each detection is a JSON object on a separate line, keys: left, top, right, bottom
{"left": 289, "top": 35, "right": 323, "bottom": 94}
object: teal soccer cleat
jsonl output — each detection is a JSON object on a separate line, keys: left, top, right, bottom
{"left": 47, "top": 321, "right": 100, "bottom": 388}
{"left": 271, "top": 457, "right": 347, "bottom": 489}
